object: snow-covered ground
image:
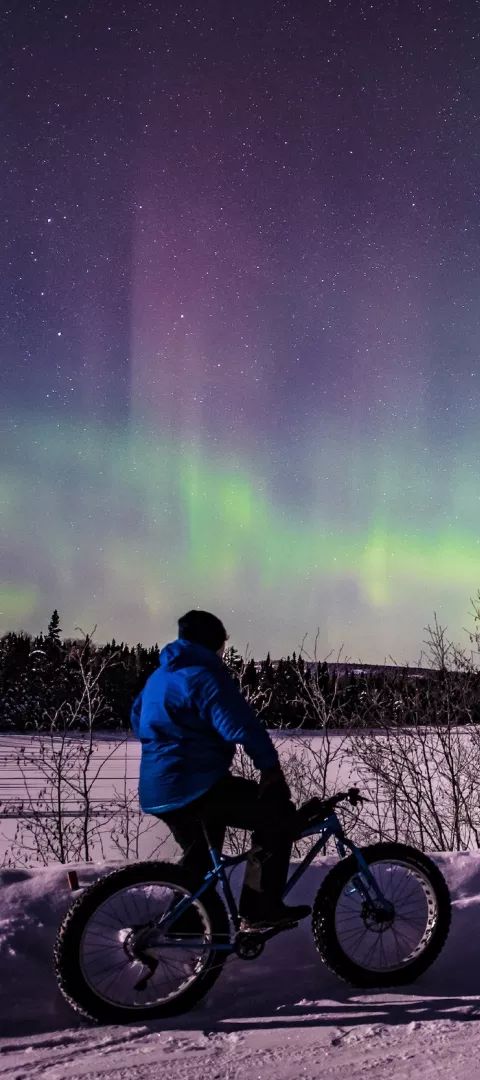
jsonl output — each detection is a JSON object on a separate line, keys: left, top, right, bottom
{"left": 0, "top": 730, "right": 356, "bottom": 864}
{"left": 2, "top": 852, "right": 480, "bottom": 1078}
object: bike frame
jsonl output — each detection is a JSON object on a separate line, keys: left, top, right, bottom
{"left": 153, "top": 810, "right": 391, "bottom": 953}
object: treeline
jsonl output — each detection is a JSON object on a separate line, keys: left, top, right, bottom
{"left": 0, "top": 612, "right": 158, "bottom": 732}
{"left": 1, "top": 610, "right": 480, "bottom": 732}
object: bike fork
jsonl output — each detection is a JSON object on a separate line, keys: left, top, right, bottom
{"left": 338, "top": 840, "right": 394, "bottom": 917}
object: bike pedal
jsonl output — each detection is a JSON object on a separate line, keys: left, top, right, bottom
{"left": 266, "top": 920, "right": 298, "bottom": 934}
{"left": 240, "top": 918, "right": 298, "bottom": 935}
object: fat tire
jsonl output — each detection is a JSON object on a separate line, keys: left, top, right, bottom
{"left": 54, "top": 861, "right": 231, "bottom": 1023}
{"left": 312, "top": 842, "right": 451, "bottom": 988}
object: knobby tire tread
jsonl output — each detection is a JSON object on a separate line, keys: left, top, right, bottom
{"left": 312, "top": 841, "right": 451, "bottom": 988}
{"left": 54, "top": 860, "right": 231, "bottom": 1023}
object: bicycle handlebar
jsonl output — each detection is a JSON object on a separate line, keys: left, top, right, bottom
{"left": 294, "top": 786, "right": 368, "bottom": 837}
{"left": 321, "top": 786, "right": 368, "bottom": 812}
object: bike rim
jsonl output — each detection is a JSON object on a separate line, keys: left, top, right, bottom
{"left": 334, "top": 859, "right": 439, "bottom": 973}
{"left": 79, "top": 881, "right": 214, "bottom": 1010}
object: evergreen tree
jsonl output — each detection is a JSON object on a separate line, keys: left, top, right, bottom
{"left": 224, "top": 644, "right": 243, "bottom": 671}
{"left": 243, "top": 658, "right": 258, "bottom": 691}
{"left": 47, "top": 609, "right": 61, "bottom": 642}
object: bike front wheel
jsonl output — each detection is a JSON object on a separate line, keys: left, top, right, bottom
{"left": 54, "top": 861, "right": 231, "bottom": 1023}
{"left": 312, "top": 842, "right": 451, "bottom": 988}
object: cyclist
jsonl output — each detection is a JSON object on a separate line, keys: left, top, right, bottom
{"left": 131, "top": 609, "right": 311, "bottom": 928}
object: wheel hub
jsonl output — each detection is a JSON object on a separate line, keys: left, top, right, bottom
{"left": 361, "top": 903, "right": 395, "bottom": 931}
{"left": 122, "top": 923, "right": 151, "bottom": 961}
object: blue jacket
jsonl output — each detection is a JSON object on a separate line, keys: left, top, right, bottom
{"left": 131, "top": 637, "right": 279, "bottom": 813}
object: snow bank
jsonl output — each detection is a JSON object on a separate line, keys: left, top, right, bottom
{"left": 1, "top": 852, "right": 479, "bottom": 1041}
{"left": 3, "top": 854, "right": 480, "bottom": 1079}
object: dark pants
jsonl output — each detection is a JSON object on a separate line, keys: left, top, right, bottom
{"left": 159, "top": 772, "right": 298, "bottom": 918}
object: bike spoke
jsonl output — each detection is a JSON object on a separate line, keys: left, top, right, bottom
{"left": 79, "top": 881, "right": 213, "bottom": 1009}
{"left": 333, "top": 859, "right": 437, "bottom": 973}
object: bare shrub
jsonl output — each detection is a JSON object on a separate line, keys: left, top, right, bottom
{"left": 286, "top": 632, "right": 361, "bottom": 855}
{"left": 225, "top": 644, "right": 274, "bottom": 855}
{"left": 2, "top": 631, "right": 132, "bottom": 866}
{"left": 109, "top": 738, "right": 167, "bottom": 861}
{"left": 351, "top": 602, "right": 480, "bottom": 850}
{"left": 226, "top": 636, "right": 359, "bottom": 860}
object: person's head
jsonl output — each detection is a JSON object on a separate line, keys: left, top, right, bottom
{"left": 177, "top": 610, "right": 228, "bottom": 657}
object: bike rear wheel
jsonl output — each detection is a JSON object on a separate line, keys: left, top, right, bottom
{"left": 54, "top": 861, "right": 231, "bottom": 1023}
{"left": 312, "top": 842, "right": 451, "bottom": 988}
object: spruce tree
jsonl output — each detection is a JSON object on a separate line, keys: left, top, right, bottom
{"left": 47, "top": 609, "right": 61, "bottom": 642}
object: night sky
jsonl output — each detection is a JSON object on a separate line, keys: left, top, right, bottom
{"left": 3, "top": 0, "right": 480, "bottom": 663}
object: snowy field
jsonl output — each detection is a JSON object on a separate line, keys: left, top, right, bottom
{"left": 2, "top": 725, "right": 477, "bottom": 867}
{"left": 0, "top": 730, "right": 358, "bottom": 864}
{"left": 2, "top": 853, "right": 480, "bottom": 1078}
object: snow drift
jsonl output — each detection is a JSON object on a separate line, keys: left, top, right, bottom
{"left": 1, "top": 854, "right": 480, "bottom": 1078}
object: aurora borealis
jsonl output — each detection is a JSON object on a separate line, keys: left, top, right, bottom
{"left": 3, "top": 1, "right": 480, "bottom": 662}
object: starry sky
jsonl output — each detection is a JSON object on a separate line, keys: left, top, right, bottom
{"left": 2, "top": 0, "right": 480, "bottom": 663}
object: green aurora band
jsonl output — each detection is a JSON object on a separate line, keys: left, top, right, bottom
{"left": 2, "top": 412, "right": 479, "bottom": 661}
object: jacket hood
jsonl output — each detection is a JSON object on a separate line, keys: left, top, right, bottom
{"left": 158, "top": 637, "right": 223, "bottom": 672}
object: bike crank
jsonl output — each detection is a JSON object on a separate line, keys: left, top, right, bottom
{"left": 235, "top": 919, "right": 298, "bottom": 959}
